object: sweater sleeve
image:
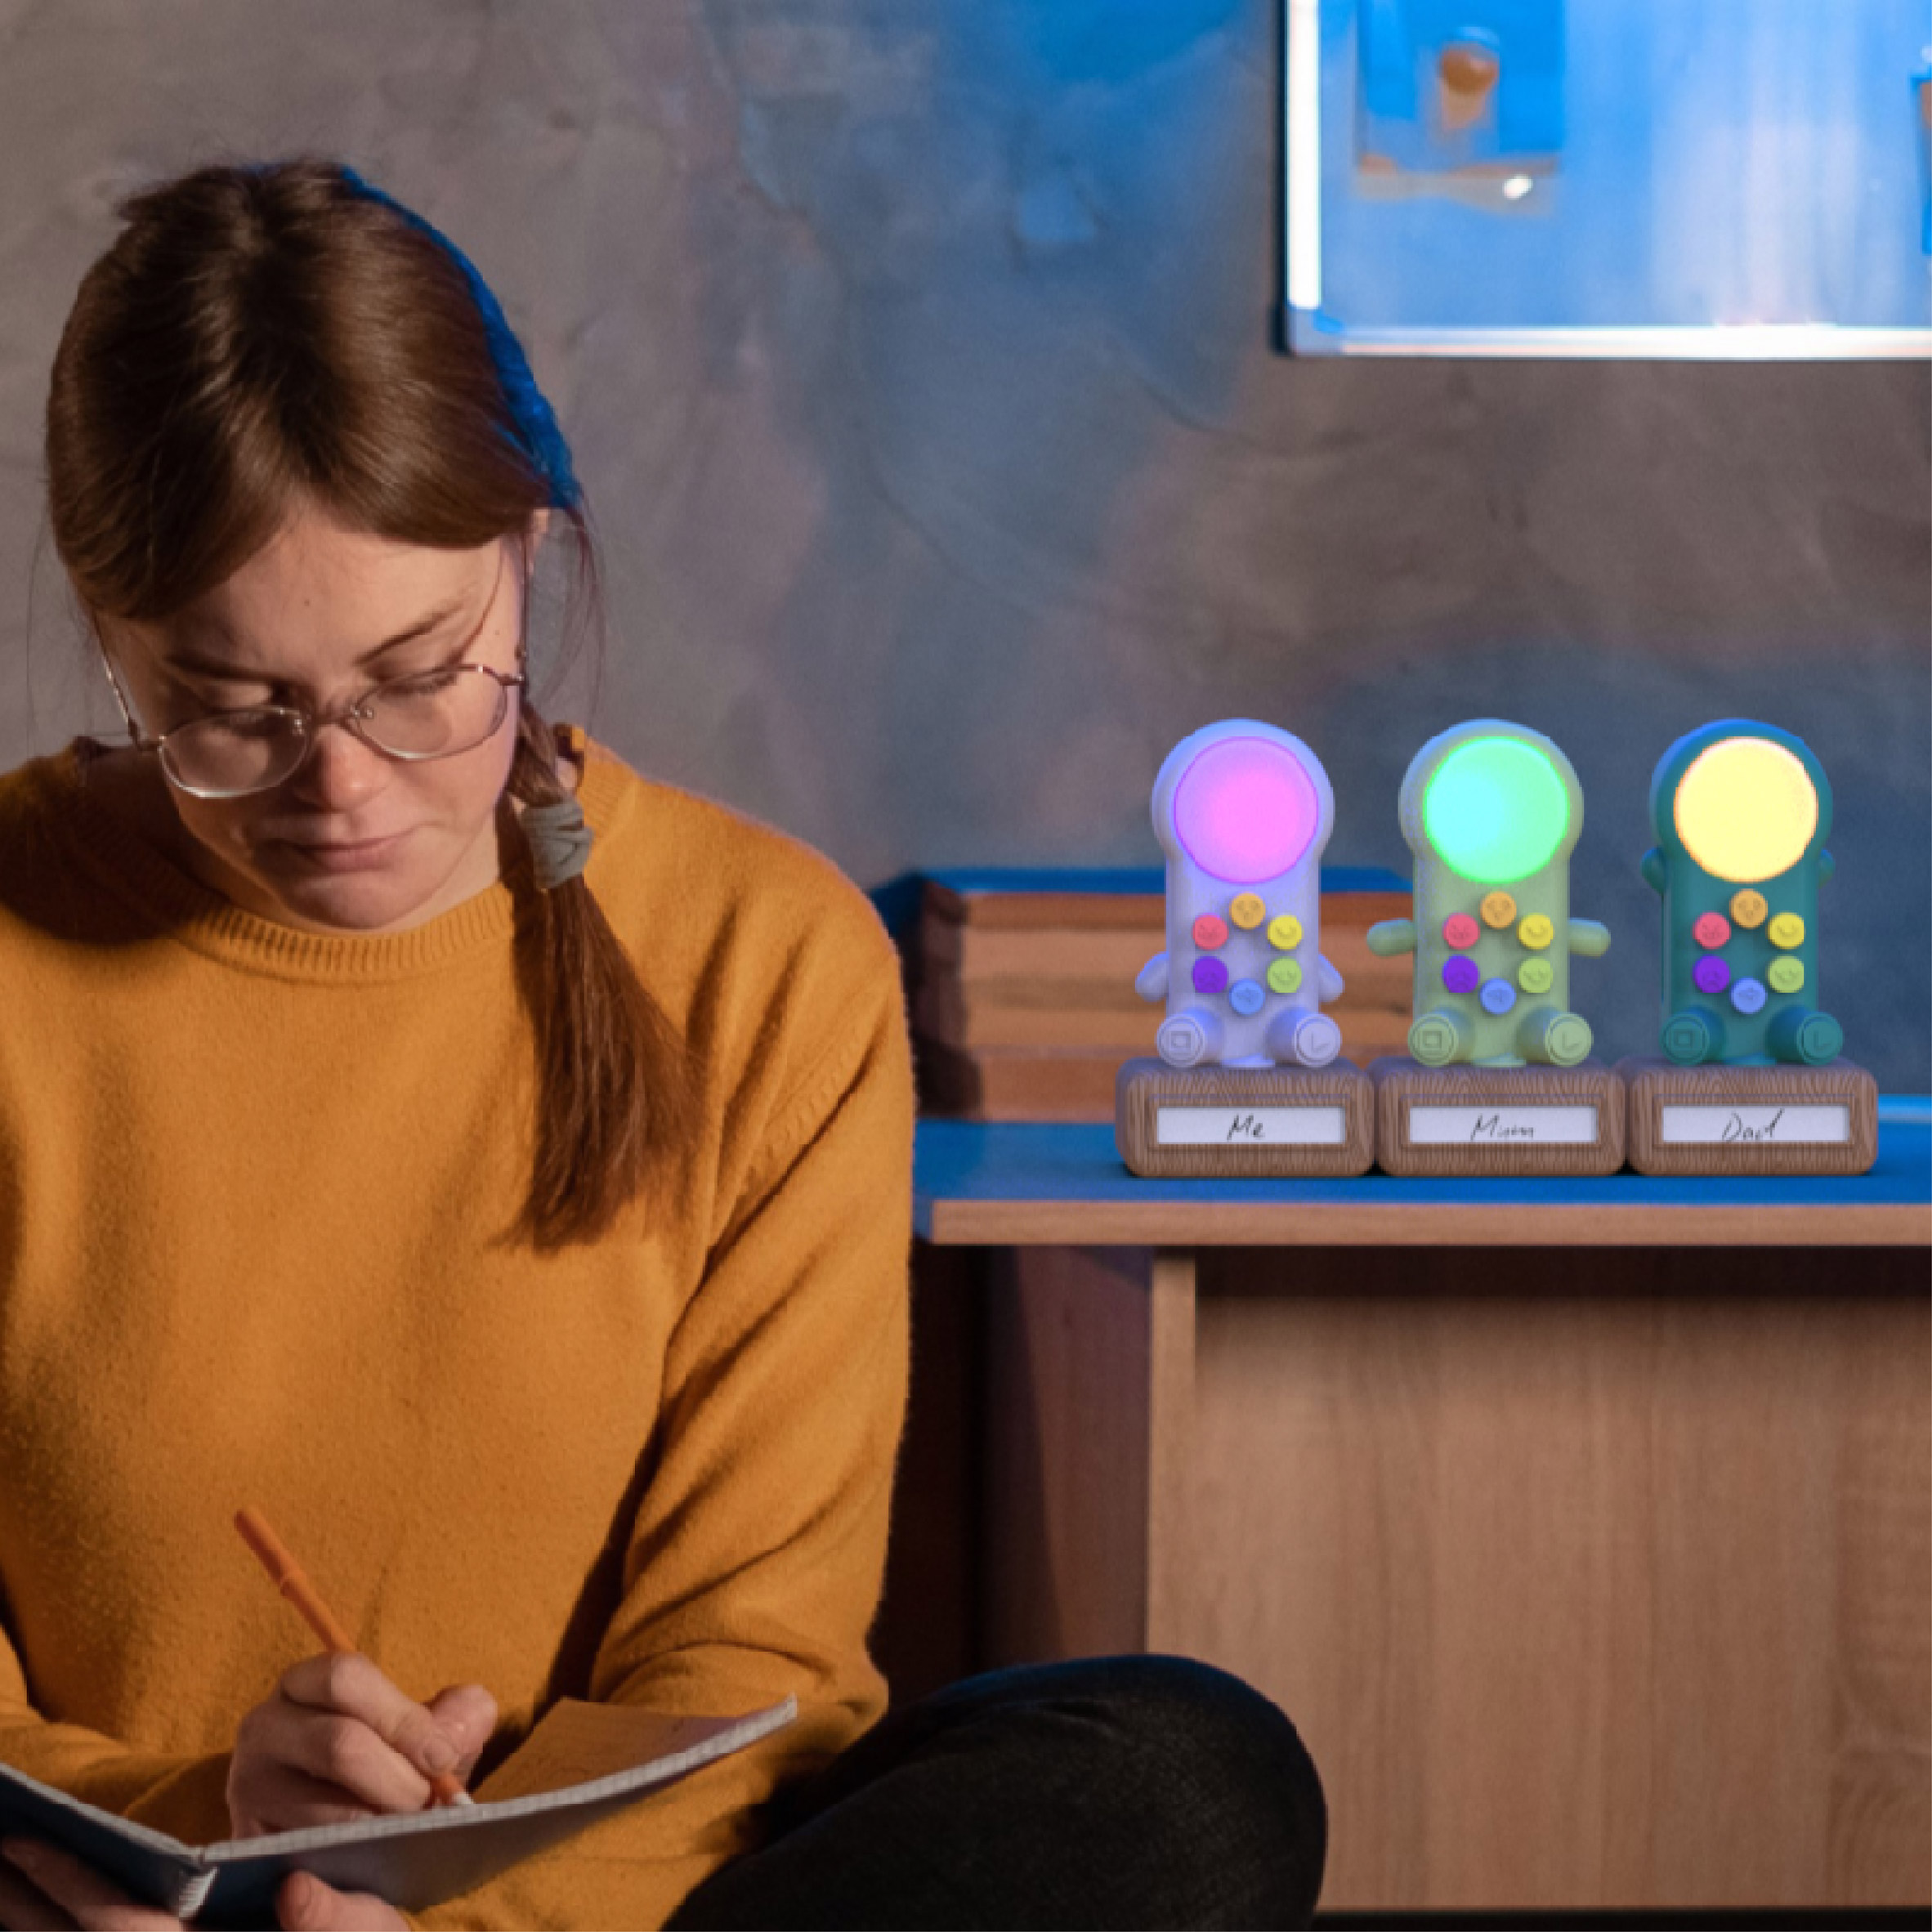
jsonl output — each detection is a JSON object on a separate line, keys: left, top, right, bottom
{"left": 0, "top": 1645, "right": 236, "bottom": 1845}
{"left": 408, "top": 930, "right": 917, "bottom": 1932}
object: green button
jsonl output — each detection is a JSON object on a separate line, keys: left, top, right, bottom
{"left": 1767, "top": 955, "right": 1805, "bottom": 994}
{"left": 1518, "top": 956, "right": 1554, "bottom": 995}
{"left": 1266, "top": 957, "right": 1303, "bottom": 995}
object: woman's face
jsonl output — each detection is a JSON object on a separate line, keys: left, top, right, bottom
{"left": 98, "top": 503, "right": 549, "bottom": 937}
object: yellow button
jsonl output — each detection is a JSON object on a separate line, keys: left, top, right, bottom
{"left": 1729, "top": 889, "right": 1768, "bottom": 929}
{"left": 1768, "top": 955, "right": 1805, "bottom": 994}
{"left": 1518, "top": 914, "right": 1554, "bottom": 950}
{"left": 1518, "top": 956, "right": 1553, "bottom": 995}
{"left": 1267, "top": 914, "right": 1303, "bottom": 950}
{"left": 1768, "top": 912, "right": 1805, "bottom": 949}
{"left": 1229, "top": 892, "right": 1266, "bottom": 930}
{"left": 1267, "top": 957, "right": 1303, "bottom": 995}
{"left": 1480, "top": 891, "right": 1517, "bottom": 929}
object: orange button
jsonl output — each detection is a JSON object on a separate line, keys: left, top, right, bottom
{"left": 1768, "top": 912, "right": 1805, "bottom": 950}
{"left": 1228, "top": 893, "right": 1266, "bottom": 930}
{"left": 1729, "top": 889, "right": 1768, "bottom": 929}
{"left": 1693, "top": 912, "right": 1731, "bottom": 950}
{"left": 1480, "top": 892, "right": 1517, "bottom": 929}
{"left": 1192, "top": 914, "right": 1228, "bottom": 950}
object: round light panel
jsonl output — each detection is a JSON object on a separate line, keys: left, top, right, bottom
{"left": 1423, "top": 736, "right": 1569, "bottom": 884}
{"left": 1171, "top": 736, "right": 1321, "bottom": 883}
{"left": 1673, "top": 737, "right": 1818, "bottom": 883}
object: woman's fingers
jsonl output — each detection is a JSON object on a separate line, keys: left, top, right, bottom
{"left": 0, "top": 1847, "right": 77, "bottom": 1931}
{"left": 266, "top": 1652, "right": 457, "bottom": 1809}
{"left": 0, "top": 1841, "right": 178, "bottom": 1930}
{"left": 275, "top": 1872, "right": 409, "bottom": 1931}
{"left": 227, "top": 1755, "right": 391, "bottom": 1839}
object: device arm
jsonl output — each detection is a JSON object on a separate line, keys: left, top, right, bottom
{"left": 1639, "top": 847, "right": 1666, "bottom": 894}
{"left": 1134, "top": 952, "right": 1169, "bottom": 1002}
{"left": 1568, "top": 919, "right": 1611, "bottom": 958}
{"left": 1365, "top": 919, "right": 1417, "bottom": 958}
{"left": 1317, "top": 955, "right": 1344, "bottom": 1004}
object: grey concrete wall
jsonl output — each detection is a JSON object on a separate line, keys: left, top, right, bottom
{"left": 1, "top": 1, "right": 1925, "bottom": 1086}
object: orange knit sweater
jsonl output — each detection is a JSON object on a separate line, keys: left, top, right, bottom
{"left": 0, "top": 730, "right": 915, "bottom": 1929}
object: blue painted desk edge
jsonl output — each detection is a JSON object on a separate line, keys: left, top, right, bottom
{"left": 912, "top": 1103, "right": 1932, "bottom": 1237}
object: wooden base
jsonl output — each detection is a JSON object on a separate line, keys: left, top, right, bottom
{"left": 1369, "top": 1057, "right": 1626, "bottom": 1177}
{"left": 1618, "top": 1057, "right": 1879, "bottom": 1176}
{"left": 1114, "top": 1057, "right": 1375, "bottom": 1177}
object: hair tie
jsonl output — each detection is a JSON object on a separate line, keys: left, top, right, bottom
{"left": 522, "top": 798, "right": 593, "bottom": 891}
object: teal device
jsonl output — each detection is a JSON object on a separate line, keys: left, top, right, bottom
{"left": 1641, "top": 719, "right": 1841, "bottom": 1066}
{"left": 1366, "top": 719, "right": 1609, "bottom": 1067}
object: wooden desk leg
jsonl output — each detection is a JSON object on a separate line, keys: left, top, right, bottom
{"left": 981, "top": 1244, "right": 1196, "bottom": 1665}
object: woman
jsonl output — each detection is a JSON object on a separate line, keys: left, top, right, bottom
{"left": 0, "top": 156, "right": 1326, "bottom": 1931}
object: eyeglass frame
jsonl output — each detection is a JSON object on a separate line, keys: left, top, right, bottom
{"left": 92, "top": 547, "right": 533, "bottom": 802}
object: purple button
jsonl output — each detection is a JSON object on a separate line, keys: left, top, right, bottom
{"left": 1692, "top": 955, "right": 1730, "bottom": 995}
{"left": 1479, "top": 977, "right": 1516, "bottom": 1015}
{"left": 1442, "top": 956, "right": 1481, "bottom": 995}
{"left": 1192, "top": 956, "right": 1229, "bottom": 995}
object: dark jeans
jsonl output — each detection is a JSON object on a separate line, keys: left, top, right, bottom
{"left": 664, "top": 1654, "right": 1327, "bottom": 1930}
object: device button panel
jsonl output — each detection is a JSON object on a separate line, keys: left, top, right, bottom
{"left": 1177, "top": 892, "right": 1319, "bottom": 1029}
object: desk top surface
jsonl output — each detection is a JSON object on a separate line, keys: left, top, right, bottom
{"left": 913, "top": 1102, "right": 1932, "bottom": 1247}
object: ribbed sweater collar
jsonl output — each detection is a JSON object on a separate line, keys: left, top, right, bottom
{"left": 34, "top": 732, "right": 627, "bottom": 985}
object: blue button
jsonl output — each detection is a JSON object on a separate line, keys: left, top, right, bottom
{"left": 1479, "top": 977, "right": 1516, "bottom": 1015}
{"left": 1229, "top": 978, "right": 1265, "bottom": 1016}
{"left": 1730, "top": 977, "right": 1767, "bottom": 1015}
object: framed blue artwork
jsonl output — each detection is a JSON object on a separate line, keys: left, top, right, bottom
{"left": 1281, "top": 0, "right": 1932, "bottom": 356}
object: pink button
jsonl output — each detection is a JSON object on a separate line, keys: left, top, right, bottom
{"left": 1443, "top": 915, "right": 1480, "bottom": 950}
{"left": 1192, "top": 914, "right": 1228, "bottom": 950}
{"left": 1693, "top": 912, "right": 1731, "bottom": 950}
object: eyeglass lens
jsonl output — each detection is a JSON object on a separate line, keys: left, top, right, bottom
{"left": 161, "top": 670, "right": 508, "bottom": 796}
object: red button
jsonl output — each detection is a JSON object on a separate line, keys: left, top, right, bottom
{"left": 1693, "top": 912, "right": 1731, "bottom": 949}
{"left": 1192, "top": 914, "right": 1228, "bottom": 950}
{"left": 1443, "top": 914, "right": 1480, "bottom": 950}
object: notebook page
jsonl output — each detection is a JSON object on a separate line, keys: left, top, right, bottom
{"left": 472, "top": 1701, "right": 748, "bottom": 1805}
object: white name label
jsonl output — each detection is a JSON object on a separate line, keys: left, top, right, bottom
{"left": 1659, "top": 1104, "right": 1849, "bottom": 1146}
{"left": 1156, "top": 1106, "right": 1347, "bottom": 1147}
{"left": 1409, "top": 1105, "right": 1600, "bottom": 1145}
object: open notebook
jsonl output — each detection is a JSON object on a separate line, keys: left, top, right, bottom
{"left": 0, "top": 1694, "right": 797, "bottom": 1928}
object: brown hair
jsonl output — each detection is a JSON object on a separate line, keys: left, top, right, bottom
{"left": 42, "top": 152, "right": 699, "bottom": 1252}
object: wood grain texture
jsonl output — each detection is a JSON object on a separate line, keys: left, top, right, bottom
{"left": 979, "top": 1245, "right": 1196, "bottom": 1664}
{"left": 925, "top": 1196, "right": 1930, "bottom": 1247}
{"left": 1621, "top": 1056, "right": 1881, "bottom": 1176}
{"left": 1113, "top": 1057, "right": 1376, "bottom": 1178}
{"left": 1371, "top": 1055, "right": 1627, "bottom": 1177}
{"left": 1174, "top": 1259, "right": 1932, "bottom": 1911}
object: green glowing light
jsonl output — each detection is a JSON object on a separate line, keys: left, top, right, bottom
{"left": 1423, "top": 736, "right": 1569, "bottom": 884}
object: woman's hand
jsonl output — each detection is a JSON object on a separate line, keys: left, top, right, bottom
{"left": 0, "top": 1655, "right": 492, "bottom": 1930}
{"left": 0, "top": 1839, "right": 406, "bottom": 1928}
{"left": 228, "top": 1651, "right": 497, "bottom": 1837}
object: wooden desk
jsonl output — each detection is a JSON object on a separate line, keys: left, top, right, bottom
{"left": 898, "top": 1104, "right": 1932, "bottom": 1913}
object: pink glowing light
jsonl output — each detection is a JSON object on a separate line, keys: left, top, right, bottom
{"left": 1171, "top": 736, "right": 1321, "bottom": 883}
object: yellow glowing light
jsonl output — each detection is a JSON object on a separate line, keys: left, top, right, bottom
{"left": 1673, "top": 738, "right": 1818, "bottom": 883}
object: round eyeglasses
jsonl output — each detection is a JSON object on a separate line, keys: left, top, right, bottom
{"left": 99, "top": 655, "right": 527, "bottom": 800}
